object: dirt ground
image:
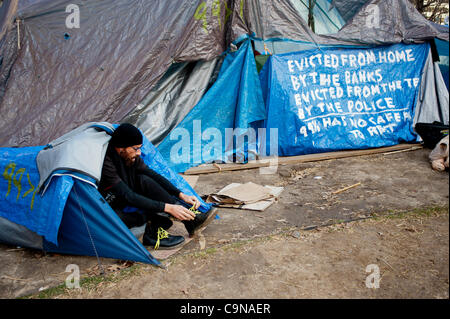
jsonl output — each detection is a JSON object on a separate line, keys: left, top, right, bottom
{"left": 0, "top": 147, "right": 448, "bottom": 299}
{"left": 59, "top": 207, "right": 449, "bottom": 299}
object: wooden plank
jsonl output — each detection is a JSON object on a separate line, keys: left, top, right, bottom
{"left": 183, "top": 144, "right": 422, "bottom": 175}
{"left": 382, "top": 146, "right": 423, "bottom": 155}
{"left": 277, "top": 143, "right": 422, "bottom": 165}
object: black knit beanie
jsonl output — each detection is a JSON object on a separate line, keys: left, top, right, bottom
{"left": 110, "top": 123, "right": 143, "bottom": 148}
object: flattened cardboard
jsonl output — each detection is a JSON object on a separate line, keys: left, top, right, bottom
{"left": 206, "top": 183, "right": 284, "bottom": 211}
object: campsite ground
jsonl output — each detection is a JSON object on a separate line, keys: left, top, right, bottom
{"left": 0, "top": 147, "right": 448, "bottom": 299}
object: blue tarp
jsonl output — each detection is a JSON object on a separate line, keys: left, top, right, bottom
{"left": 0, "top": 146, "right": 73, "bottom": 245}
{"left": 260, "top": 42, "right": 430, "bottom": 156}
{"left": 157, "top": 39, "right": 266, "bottom": 173}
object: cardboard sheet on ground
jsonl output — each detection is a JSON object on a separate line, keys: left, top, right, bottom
{"left": 206, "top": 182, "right": 284, "bottom": 211}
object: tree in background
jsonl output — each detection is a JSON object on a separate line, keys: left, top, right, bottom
{"left": 410, "top": 0, "right": 449, "bottom": 24}
{"left": 308, "top": 0, "right": 316, "bottom": 33}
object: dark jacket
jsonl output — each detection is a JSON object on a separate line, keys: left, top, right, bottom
{"left": 99, "top": 144, "right": 181, "bottom": 212}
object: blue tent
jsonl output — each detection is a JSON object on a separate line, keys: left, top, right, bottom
{"left": 0, "top": 123, "right": 212, "bottom": 266}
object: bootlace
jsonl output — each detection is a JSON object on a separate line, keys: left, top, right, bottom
{"left": 189, "top": 203, "right": 201, "bottom": 215}
{"left": 154, "top": 227, "right": 169, "bottom": 250}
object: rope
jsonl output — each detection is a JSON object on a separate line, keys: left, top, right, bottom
{"left": 73, "top": 184, "right": 105, "bottom": 275}
{"left": 189, "top": 203, "right": 202, "bottom": 215}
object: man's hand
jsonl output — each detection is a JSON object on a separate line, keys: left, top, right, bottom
{"left": 179, "top": 192, "right": 201, "bottom": 210}
{"left": 164, "top": 203, "right": 196, "bottom": 221}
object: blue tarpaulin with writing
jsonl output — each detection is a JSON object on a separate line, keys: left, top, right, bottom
{"left": 0, "top": 146, "right": 73, "bottom": 245}
{"left": 260, "top": 43, "right": 430, "bottom": 156}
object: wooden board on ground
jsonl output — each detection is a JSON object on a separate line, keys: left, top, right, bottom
{"left": 184, "top": 144, "right": 423, "bottom": 175}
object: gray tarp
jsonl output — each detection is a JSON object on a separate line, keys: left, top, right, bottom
{"left": 122, "top": 58, "right": 220, "bottom": 146}
{"left": 0, "top": 0, "right": 448, "bottom": 147}
{"left": 35, "top": 122, "right": 114, "bottom": 191}
{"left": 330, "top": 0, "right": 368, "bottom": 22}
{"left": 230, "top": 0, "right": 448, "bottom": 46}
{"left": 0, "top": 0, "right": 229, "bottom": 147}
{"left": 325, "top": 0, "right": 449, "bottom": 45}
{"left": 414, "top": 50, "right": 450, "bottom": 125}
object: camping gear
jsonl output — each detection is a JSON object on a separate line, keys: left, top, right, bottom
{"left": 0, "top": 122, "right": 212, "bottom": 265}
{"left": 0, "top": 0, "right": 448, "bottom": 260}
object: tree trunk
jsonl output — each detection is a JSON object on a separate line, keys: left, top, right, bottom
{"left": 308, "top": 0, "right": 316, "bottom": 33}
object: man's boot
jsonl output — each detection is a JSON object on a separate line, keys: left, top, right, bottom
{"left": 183, "top": 208, "right": 218, "bottom": 237}
{"left": 143, "top": 222, "right": 184, "bottom": 250}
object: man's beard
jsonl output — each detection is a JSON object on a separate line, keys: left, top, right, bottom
{"left": 124, "top": 157, "right": 136, "bottom": 166}
{"left": 119, "top": 150, "right": 136, "bottom": 166}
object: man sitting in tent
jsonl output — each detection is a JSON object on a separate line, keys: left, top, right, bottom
{"left": 99, "top": 123, "right": 214, "bottom": 249}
